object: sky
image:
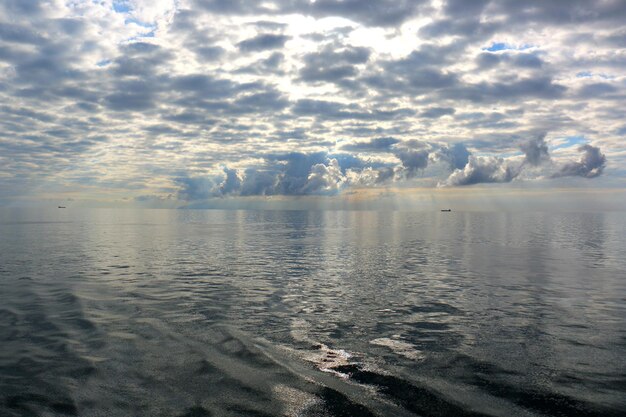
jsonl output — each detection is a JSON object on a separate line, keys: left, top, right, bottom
{"left": 0, "top": 0, "right": 625, "bottom": 209}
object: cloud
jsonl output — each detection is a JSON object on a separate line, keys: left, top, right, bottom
{"left": 292, "top": 99, "right": 413, "bottom": 121}
{"left": 392, "top": 141, "right": 431, "bottom": 177}
{"left": 299, "top": 45, "right": 370, "bottom": 84}
{"left": 443, "top": 156, "right": 517, "bottom": 186}
{"left": 240, "top": 169, "right": 277, "bottom": 196}
{"left": 175, "top": 176, "right": 218, "bottom": 200}
{"left": 476, "top": 52, "right": 544, "bottom": 69}
{"left": 552, "top": 145, "right": 607, "bottom": 179}
{"left": 436, "top": 143, "right": 471, "bottom": 170}
{"left": 340, "top": 137, "right": 400, "bottom": 152}
{"left": 237, "top": 34, "right": 290, "bottom": 52}
{"left": 302, "top": 158, "right": 345, "bottom": 195}
{"left": 0, "top": 0, "right": 622, "bottom": 205}
{"left": 219, "top": 168, "right": 242, "bottom": 195}
{"left": 420, "top": 107, "right": 456, "bottom": 118}
{"left": 191, "top": 0, "right": 429, "bottom": 27}
{"left": 304, "top": 0, "right": 428, "bottom": 27}
{"left": 520, "top": 133, "right": 550, "bottom": 166}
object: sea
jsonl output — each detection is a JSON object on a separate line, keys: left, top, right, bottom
{"left": 0, "top": 208, "right": 624, "bottom": 417}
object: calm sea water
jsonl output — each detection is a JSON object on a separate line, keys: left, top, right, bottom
{"left": 0, "top": 208, "right": 625, "bottom": 417}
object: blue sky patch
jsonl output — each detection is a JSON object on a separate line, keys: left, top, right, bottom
{"left": 483, "top": 42, "right": 533, "bottom": 52}
{"left": 484, "top": 42, "right": 509, "bottom": 52}
{"left": 125, "top": 18, "right": 156, "bottom": 29}
{"left": 113, "top": 1, "right": 131, "bottom": 13}
{"left": 552, "top": 135, "right": 587, "bottom": 150}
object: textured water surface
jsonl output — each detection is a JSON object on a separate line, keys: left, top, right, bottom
{"left": 0, "top": 208, "right": 625, "bottom": 416}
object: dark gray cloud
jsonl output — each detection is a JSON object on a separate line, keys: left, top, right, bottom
{"left": 240, "top": 169, "right": 277, "bottom": 196}
{"left": 235, "top": 52, "right": 285, "bottom": 75}
{"left": 0, "top": 22, "right": 46, "bottom": 44}
{"left": 111, "top": 43, "right": 173, "bottom": 77}
{"left": 394, "top": 148, "right": 429, "bottom": 177}
{"left": 577, "top": 82, "right": 619, "bottom": 98}
{"left": 0, "top": 0, "right": 43, "bottom": 17}
{"left": 552, "top": 145, "right": 607, "bottom": 179}
{"left": 233, "top": 90, "right": 289, "bottom": 113}
{"left": 304, "top": 0, "right": 428, "bottom": 27}
{"left": 192, "top": 0, "right": 428, "bottom": 27}
{"left": 340, "top": 137, "right": 400, "bottom": 152}
{"left": 362, "top": 48, "right": 460, "bottom": 95}
{"left": 105, "top": 80, "right": 157, "bottom": 111}
{"left": 194, "top": 45, "right": 225, "bottom": 61}
{"left": 476, "top": 52, "right": 544, "bottom": 70}
{"left": 391, "top": 141, "right": 431, "bottom": 177}
{"left": 292, "top": 99, "right": 413, "bottom": 121}
{"left": 437, "top": 143, "right": 471, "bottom": 170}
{"left": 175, "top": 176, "right": 218, "bottom": 200}
{"left": 220, "top": 168, "right": 243, "bottom": 195}
{"left": 299, "top": 45, "right": 370, "bottom": 84}
{"left": 170, "top": 74, "right": 239, "bottom": 98}
{"left": 420, "top": 107, "right": 455, "bottom": 118}
{"left": 488, "top": 0, "right": 626, "bottom": 25}
{"left": 238, "top": 34, "right": 290, "bottom": 52}
{"left": 440, "top": 76, "right": 566, "bottom": 103}
{"left": 520, "top": 133, "right": 550, "bottom": 166}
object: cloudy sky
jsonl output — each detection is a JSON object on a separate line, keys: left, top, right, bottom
{"left": 1, "top": 0, "right": 625, "bottom": 209}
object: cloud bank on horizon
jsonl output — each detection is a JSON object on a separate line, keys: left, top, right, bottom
{"left": 0, "top": 0, "right": 624, "bottom": 205}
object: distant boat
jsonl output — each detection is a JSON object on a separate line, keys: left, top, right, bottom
{"left": 440, "top": 209, "right": 451, "bottom": 212}
{"left": 58, "top": 206, "right": 66, "bottom": 209}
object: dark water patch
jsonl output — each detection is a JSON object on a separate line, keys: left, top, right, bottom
{"left": 223, "top": 405, "right": 275, "bottom": 417}
{"left": 331, "top": 365, "right": 490, "bottom": 417}
{"left": 411, "top": 321, "right": 450, "bottom": 330}
{"left": 178, "top": 406, "right": 213, "bottom": 417}
{"left": 409, "top": 302, "right": 462, "bottom": 315}
{"left": 5, "top": 394, "right": 78, "bottom": 416}
{"left": 473, "top": 375, "right": 623, "bottom": 417}
{"left": 316, "top": 387, "right": 378, "bottom": 417}
{"left": 450, "top": 354, "right": 623, "bottom": 416}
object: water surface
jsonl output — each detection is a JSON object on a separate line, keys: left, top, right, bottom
{"left": 1, "top": 209, "right": 624, "bottom": 416}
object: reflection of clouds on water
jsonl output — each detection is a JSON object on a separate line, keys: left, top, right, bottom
{"left": 2, "top": 209, "right": 625, "bottom": 415}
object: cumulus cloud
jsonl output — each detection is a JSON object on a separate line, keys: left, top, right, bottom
{"left": 442, "top": 156, "right": 517, "bottom": 186}
{"left": 435, "top": 143, "right": 471, "bottom": 170}
{"left": 520, "top": 133, "right": 550, "bottom": 166}
{"left": 175, "top": 177, "right": 218, "bottom": 201}
{"left": 391, "top": 140, "right": 431, "bottom": 177}
{"left": 219, "top": 168, "right": 242, "bottom": 195}
{"left": 302, "top": 159, "right": 345, "bottom": 195}
{"left": 552, "top": 145, "right": 607, "bottom": 179}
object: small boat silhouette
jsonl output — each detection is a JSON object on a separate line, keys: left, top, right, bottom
{"left": 58, "top": 206, "right": 66, "bottom": 209}
{"left": 440, "top": 209, "right": 451, "bottom": 212}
